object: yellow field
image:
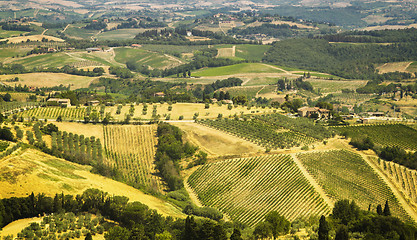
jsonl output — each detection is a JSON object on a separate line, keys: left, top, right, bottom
{"left": 0, "top": 148, "right": 184, "bottom": 217}
{"left": 0, "top": 35, "right": 65, "bottom": 43}
{"left": 172, "top": 122, "right": 263, "bottom": 158}
{"left": 106, "top": 103, "right": 276, "bottom": 121}
{"left": 54, "top": 122, "right": 103, "bottom": 138}
{"left": 0, "top": 73, "right": 97, "bottom": 90}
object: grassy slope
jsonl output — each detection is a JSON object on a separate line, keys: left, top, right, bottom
{"left": 0, "top": 147, "right": 184, "bottom": 218}
{"left": 114, "top": 47, "right": 181, "bottom": 69}
{"left": 11, "top": 52, "right": 76, "bottom": 68}
{"left": 235, "top": 44, "right": 271, "bottom": 62}
{"left": 192, "top": 63, "right": 283, "bottom": 77}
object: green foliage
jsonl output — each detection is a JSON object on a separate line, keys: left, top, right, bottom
{"left": 318, "top": 216, "right": 329, "bottom": 240}
{"left": 265, "top": 211, "right": 291, "bottom": 237}
{"left": 253, "top": 222, "right": 273, "bottom": 240}
{"left": 263, "top": 38, "right": 417, "bottom": 79}
{"left": 156, "top": 123, "right": 197, "bottom": 190}
{"left": 332, "top": 200, "right": 360, "bottom": 225}
{"left": 0, "top": 127, "right": 14, "bottom": 142}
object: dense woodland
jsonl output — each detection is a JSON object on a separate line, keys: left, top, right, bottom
{"left": 264, "top": 35, "right": 417, "bottom": 79}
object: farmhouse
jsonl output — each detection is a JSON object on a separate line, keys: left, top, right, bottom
{"left": 88, "top": 100, "right": 100, "bottom": 106}
{"left": 47, "top": 98, "right": 71, "bottom": 107}
{"left": 154, "top": 92, "right": 165, "bottom": 97}
{"left": 368, "top": 112, "right": 385, "bottom": 117}
{"left": 298, "top": 106, "right": 330, "bottom": 119}
{"left": 86, "top": 48, "right": 101, "bottom": 52}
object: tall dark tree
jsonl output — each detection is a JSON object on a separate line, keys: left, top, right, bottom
{"left": 318, "top": 215, "right": 329, "bottom": 240}
{"left": 183, "top": 216, "right": 197, "bottom": 240}
{"left": 383, "top": 200, "right": 391, "bottom": 216}
{"left": 376, "top": 204, "right": 383, "bottom": 215}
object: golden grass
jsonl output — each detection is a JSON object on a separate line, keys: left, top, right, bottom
{"left": 0, "top": 35, "right": 65, "bottom": 43}
{"left": 172, "top": 122, "right": 263, "bottom": 158}
{"left": 53, "top": 122, "right": 104, "bottom": 140}
{"left": 0, "top": 148, "right": 184, "bottom": 218}
{"left": 0, "top": 73, "right": 97, "bottom": 90}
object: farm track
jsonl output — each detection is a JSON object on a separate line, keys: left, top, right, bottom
{"left": 291, "top": 153, "right": 334, "bottom": 208}
{"left": 340, "top": 140, "right": 417, "bottom": 222}
{"left": 360, "top": 151, "right": 417, "bottom": 222}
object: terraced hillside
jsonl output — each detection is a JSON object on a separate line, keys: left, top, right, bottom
{"left": 334, "top": 124, "right": 417, "bottom": 151}
{"left": 297, "top": 150, "right": 410, "bottom": 221}
{"left": 103, "top": 125, "right": 163, "bottom": 192}
{"left": 188, "top": 154, "right": 331, "bottom": 226}
{"left": 373, "top": 158, "right": 417, "bottom": 205}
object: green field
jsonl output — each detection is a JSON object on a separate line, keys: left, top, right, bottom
{"left": 293, "top": 72, "right": 342, "bottom": 79}
{"left": 141, "top": 44, "right": 208, "bottom": 53}
{"left": 0, "top": 47, "right": 31, "bottom": 60}
{"left": 0, "top": 27, "right": 26, "bottom": 39}
{"left": 11, "top": 52, "right": 76, "bottom": 68}
{"left": 96, "top": 29, "right": 147, "bottom": 41}
{"left": 245, "top": 77, "right": 280, "bottom": 86}
{"left": 64, "top": 26, "right": 99, "bottom": 40}
{"left": 114, "top": 47, "right": 182, "bottom": 69}
{"left": 334, "top": 124, "right": 417, "bottom": 151}
{"left": 297, "top": 150, "right": 409, "bottom": 221}
{"left": 225, "top": 86, "right": 265, "bottom": 99}
{"left": 188, "top": 154, "right": 331, "bottom": 226}
{"left": 235, "top": 44, "right": 271, "bottom": 62}
{"left": 192, "top": 63, "right": 284, "bottom": 77}
{"left": 306, "top": 79, "right": 367, "bottom": 93}
{"left": 406, "top": 62, "right": 417, "bottom": 72}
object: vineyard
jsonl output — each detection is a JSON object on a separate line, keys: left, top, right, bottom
{"left": 0, "top": 102, "right": 41, "bottom": 114}
{"left": 16, "top": 107, "right": 90, "bottom": 120}
{"left": 188, "top": 154, "right": 331, "bottom": 226}
{"left": 197, "top": 113, "right": 332, "bottom": 149}
{"left": 373, "top": 158, "right": 417, "bottom": 206}
{"left": 103, "top": 125, "right": 163, "bottom": 192}
{"left": 297, "top": 150, "right": 410, "bottom": 221}
{"left": 334, "top": 124, "right": 417, "bottom": 151}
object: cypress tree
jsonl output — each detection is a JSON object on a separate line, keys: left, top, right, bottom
{"left": 376, "top": 204, "right": 383, "bottom": 215}
{"left": 318, "top": 215, "right": 329, "bottom": 240}
{"left": 383, "top": 200, "right": 391, "bottom": 216}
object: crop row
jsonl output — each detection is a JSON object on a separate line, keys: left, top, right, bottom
{"left": 198, "top": 118, "right": 316, "bottom": 149}
{"left": 333, "top": 124, "right": 417, "bottom": 151}
{"left": 17, "top": 107, "right": 89, "bottom": 120}
{"left": 188, "top": 154, "right": 331, "bottom": 226}
{"left": 103, "top": 125, "right": 163, "bottom": 192}
{"left": 375, "top": 158, "right": 417, "bottom": 205}
{"left": 297, "top": 150, "right": 410, "bottom": 222}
